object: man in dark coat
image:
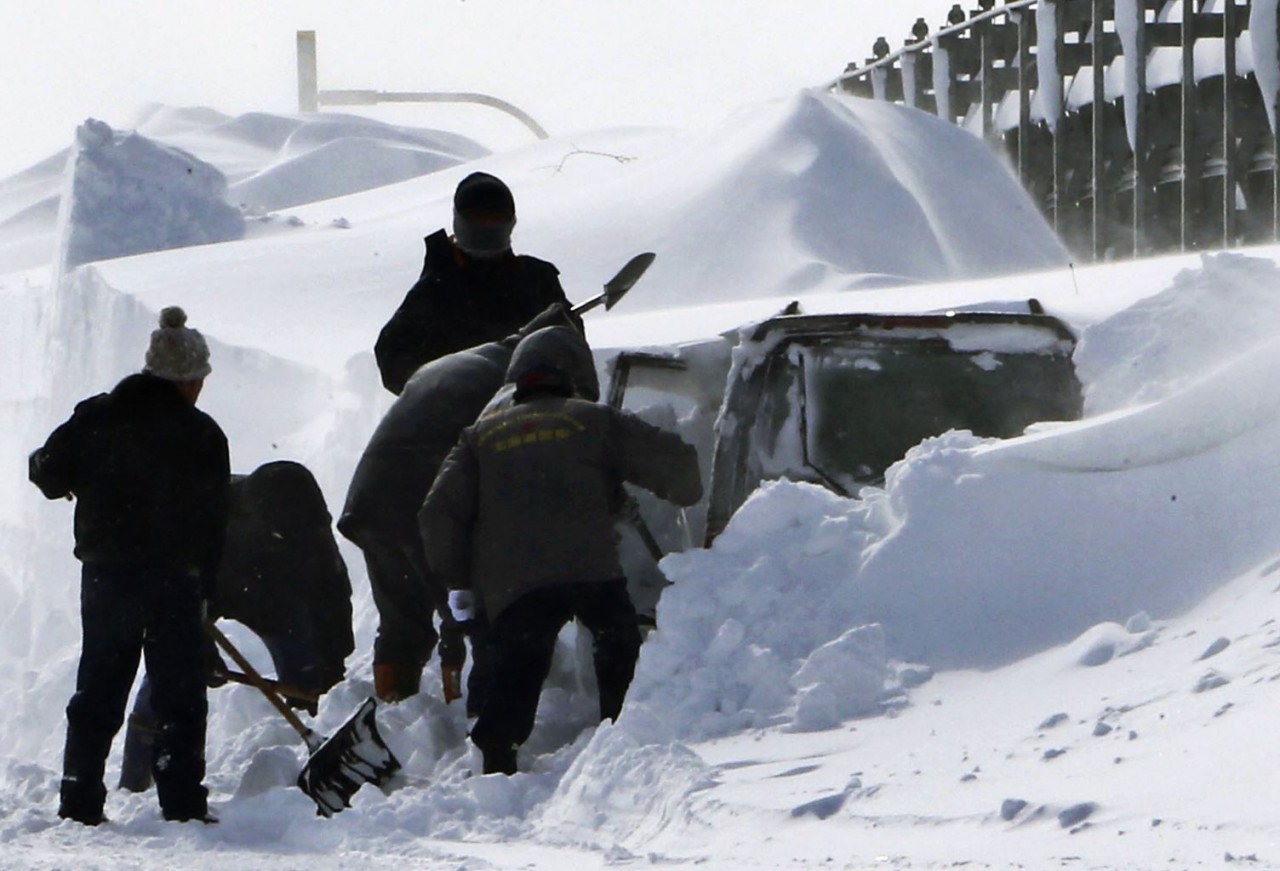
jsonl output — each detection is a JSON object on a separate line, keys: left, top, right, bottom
{"left": 374, "top": 171, "right": 580, "bottom": 395}
{"left": 419, "top": 326, "right": 703, "bottom": 775}
{"left": 342, "top": 305, "right": 589, "bottom": 706}
{"left": 29, "top": 306, "right": 230, "bottom": 825}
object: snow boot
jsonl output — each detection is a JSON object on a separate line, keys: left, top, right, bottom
{"left": 480, "top": 743, "right": 517, "bottom": 776}
{"left": 58, "top": 807, "right": 107, "bottom": 826}
{"left": 165, "top": 810, "right": 218, "bottom": 825}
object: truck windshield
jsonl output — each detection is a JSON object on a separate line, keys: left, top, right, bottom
{"left": 801, "top": 340, "right": 1079, "bottom": 491}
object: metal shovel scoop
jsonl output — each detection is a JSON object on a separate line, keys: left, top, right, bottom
{"left": 206, "top": 620, "right": 401, "bottom": 817}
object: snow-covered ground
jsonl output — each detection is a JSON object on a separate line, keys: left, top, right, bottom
{"left": 4, "top": 80, "right": 1280, "bottom": 870}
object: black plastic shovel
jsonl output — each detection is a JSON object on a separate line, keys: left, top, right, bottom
{"left": 205, "top": 620, "right": 401, "bottom": 817}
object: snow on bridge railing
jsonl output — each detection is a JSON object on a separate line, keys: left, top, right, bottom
{"left": 828, "top": 1, "right": 1280, "bottom": 264}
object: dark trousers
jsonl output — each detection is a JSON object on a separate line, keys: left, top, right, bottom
{"left": 462, "top": 613, "right": 495, "bottom": 718}
{"left": 357, "top": 534, "right": 439, "bottom": 667}
{"left": 60, "top": 563, "right": 208, "bottom": 820}
{"left": 469, "top": 579, "right": 641, "bottom": 753}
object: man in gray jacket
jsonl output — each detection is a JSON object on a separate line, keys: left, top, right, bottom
{"left": 419, "top": 326, "right": 702, "bottom": 775}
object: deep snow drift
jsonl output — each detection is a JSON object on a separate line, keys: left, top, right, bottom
{"left": 3, "top": 89, "right": 1280, "bottom": 870}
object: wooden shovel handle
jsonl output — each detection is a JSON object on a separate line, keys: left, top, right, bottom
{"left": 222, "top": 670, "right": 321, "bottom": 704}
{"left": 204, "top": 619, "right": 318, "bottom": 745}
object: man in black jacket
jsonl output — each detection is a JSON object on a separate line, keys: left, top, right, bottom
{"left": 30, "top": 306, "right": 230, "bottom": 826}
{"left": 374, "top": 171, "right": 580, "bottom": 395}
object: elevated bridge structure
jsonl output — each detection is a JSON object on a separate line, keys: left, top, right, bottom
{"left": 832, "top": 0, "right": 1280, "bottom": 261}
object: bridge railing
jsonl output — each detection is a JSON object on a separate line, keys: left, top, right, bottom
{"left": 830, "top": 1, "right": 1279, "bottom": 262}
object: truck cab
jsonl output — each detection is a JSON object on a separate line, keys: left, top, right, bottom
{"left": 605, "top": 307, "right": 1083, "bottom": 550}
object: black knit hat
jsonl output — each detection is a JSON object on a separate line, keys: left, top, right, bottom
{"left": 453, "top": 172, "right": 515, "bottom": 217}
{"left": 452, "top": 172, "right": 516, "bottom": 257}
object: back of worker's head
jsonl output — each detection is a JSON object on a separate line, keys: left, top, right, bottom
{"left": 452, "top": 172, "right": 516, "bottom": 259}
{"left": 507, "top": 325, "right": 600, "bottom": 403}
{"left": 144, "top": 306, "right": 211, "bottom": 382}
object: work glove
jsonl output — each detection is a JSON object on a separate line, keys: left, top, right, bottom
{"left": 441, "top": 666, "right": 463, "bottom": 704}
{"left": 438, "top": 617, "right": 469, "bottom": 704}
{"left": 448, "top": 589, "right": 477, "bottom": 623}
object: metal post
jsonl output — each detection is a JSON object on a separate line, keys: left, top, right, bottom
{"left": 1092, "top": 0, "right": 1106, "bottom": 260}
{"left": 297, "top": 31, "right": 318, "bottom": 113}
{"left": 1050, "top": 0, "right": 1065, "bottom": 235}
{"left": 1223, "top": 0, "right": 1237, "bottom": 248}
{"left": 1017, "top": 9, "right": 1032, "bottom": 183}
{"left": 1181, "top": 0, "right": 1197, "bottom": 251}
{"left": 1130, "top": 0, "right": 1149, "bottom": 256}
{"left": 980, "top": 17, "right": 993, "bottom": 141}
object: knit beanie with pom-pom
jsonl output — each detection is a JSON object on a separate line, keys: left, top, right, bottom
{"left": 144, "top": 306, "right": 211, "bottom": 382}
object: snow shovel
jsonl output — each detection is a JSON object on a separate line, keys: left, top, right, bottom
{"left": 204, "top": 620, "right": 401, "bottom": 817}
{"left": 571, "top": 251, "right": 656, "bottom": 316}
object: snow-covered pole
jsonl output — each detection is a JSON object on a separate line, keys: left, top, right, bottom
{"left": 1251, "top": 0, "right": 1280, "bottom": 238}
{"left": 870, "top": 66, "right": 887, "bottom": 101}
{"left": 870, "top": 36, "right": 891, "bottom": 102}
{"left": 1015, "top": 7, "right": 1033, "bottom": 182}
{"left": 902, "top": 50, "right": 919, "bottom": 109}
{"left": 1037, "top": 0, "right": 1065, "bottom": 232}
{"left": 1115, "top": 0, "right": 1146, "bottom": 255}
{"left": 1091, "top": 0, "right": 1106, "bottom": 261}
{"left": 979, "top": 2, "right": 994, "bottom": 142}
{"left": 934, "top": 41, "right": 954, "bottom": 122}
{"left": 1223, "top": 0, "right": 1239, "bottom": 249}
{"left": 1181, "top": 0, "right": 1198, "bottom": 252}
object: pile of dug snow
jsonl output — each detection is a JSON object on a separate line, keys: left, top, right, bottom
{"left": 60, "top": 118, "right": 244, "bottom": 270}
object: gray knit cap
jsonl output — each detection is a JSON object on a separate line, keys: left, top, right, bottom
{"left": 144, "top": 306, "right": 211, "bottom": 381}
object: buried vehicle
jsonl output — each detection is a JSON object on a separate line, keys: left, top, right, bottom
{"left": 605, "top": 305, "right": 1083, "bottom": 562}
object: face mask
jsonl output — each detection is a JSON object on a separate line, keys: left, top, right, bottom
{"left": 453, "top": 210, "right": 516, "bottom": 258}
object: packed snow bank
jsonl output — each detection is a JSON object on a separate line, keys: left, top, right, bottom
{"left": 219, "top": 114, "right": 488, "bottom": 211}
{"left": 1074, "top": 251, "right": 1280, "bottom": 414}
{"left": 509, "top": 89, "right": 1070, "bottom": 315}
{"left": 623, "top": 252, "right": 1280, "bottom": 745}
{"left": 59, "top": 119, "right": 244, "bottom": 270}
{"left": 64, "top": 91, "right": 1069, "bottom": 386}
{"left": 132, "top": 106, "right": 488, "bottom": 199}
{"left": 0, "top": 153, "right": 67, "bottom": 274}
{"left": 0, "top": 106, "right": 490, "bottom": 275}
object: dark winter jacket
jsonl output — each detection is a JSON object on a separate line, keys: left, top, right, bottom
{"left": 342, "top": 308, "right": 595, "bottom": 546}
{"left": 418, "top": 394, "right": 703, "bottom": 621}
{"left": 29, "top": 372, "right": 230, "bottom": 596}
{"left": 374, "top": 229, "right": 577, "bottom": 395}
{"left": 341, "top": 340, "right": 513, "bottom": 548}
{"left": 218, "top": 460, "right": 353, "bottom": 694}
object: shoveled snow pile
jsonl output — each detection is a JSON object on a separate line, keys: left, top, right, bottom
{"left": 60, "top": 118, "right": 244, "bottom": 270}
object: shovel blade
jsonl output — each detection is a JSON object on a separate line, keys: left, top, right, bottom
{"left": 296, "top": 697, "right": 402, "bottom": 817}
{"left": 602, "top": 251, "right": 656, "bottom": 310}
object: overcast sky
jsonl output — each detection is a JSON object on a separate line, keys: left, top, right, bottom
{"left": 2, "top": 1, "right": 954, "bottom": 178}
